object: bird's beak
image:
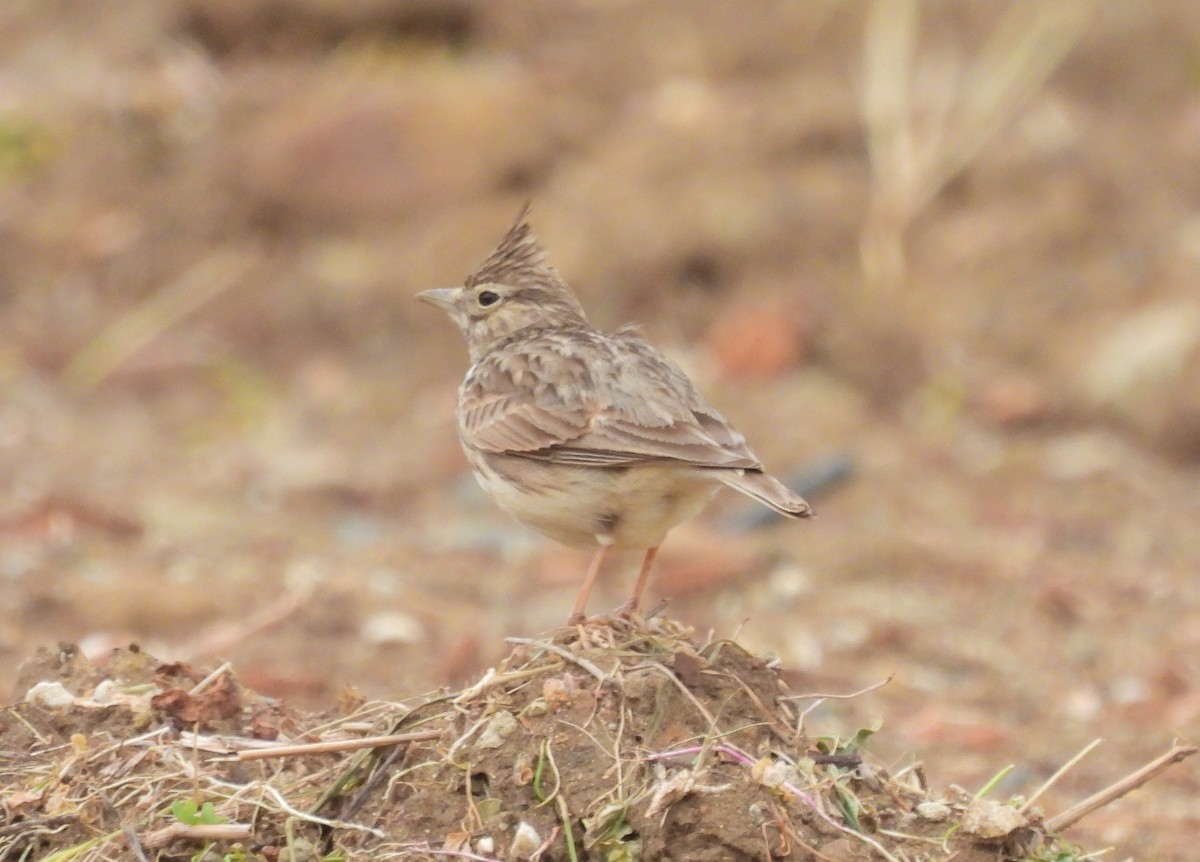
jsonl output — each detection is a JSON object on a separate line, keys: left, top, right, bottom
{"left": 416, "top": 287, "right": 459, "bottom": 314}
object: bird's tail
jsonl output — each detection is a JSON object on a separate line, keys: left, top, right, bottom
{"left": 719, "top": 470, "right": 814, "bottom": 519}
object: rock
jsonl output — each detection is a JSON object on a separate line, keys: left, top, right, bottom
{"left": 508, "top": 821, "right": 542, "bottom": 860}
{"left": 961, "top": 798, "right": 1028, "bottom": 839}
{"left": 475, "top": 709, "right": 518, "bottom": 749}
{"left": 915, "top": 800, "right": 952, "bottom": 822}
{"left": 360, "top": 610, "right": 424, "bottom": 646}
{"left": 24, "top": 681, "right": 76, "bottom": 708}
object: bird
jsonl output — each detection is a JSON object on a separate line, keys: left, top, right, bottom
{"left": 418, "top": 206, "right": 812, "bottom": 623}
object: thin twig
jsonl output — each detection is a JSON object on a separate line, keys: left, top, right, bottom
{"left": 446, "top": 714, "right": 491, "bottom": 764}
{"left": 5, "top": 706, "right": 50, "bottom": 745}
{"left": 188, "top": 662, "right": 233, "bottom": 697}
{"left": 64, "top": 246, "right": 256, "bottom": 389}
{"left": 530, "top": 825, "right": 561, "bottom": 861}
{"left": 505, "top": 637, "right": 606, "bottom": 681}
{"left": 720, "top": 671, "right": 796, "bottom": 746}
{"left": 451, "top": 665, "right": 547, "bottom": 704}
{"left": 781, "top": 676, "right": 895, "bottom": 702}
{"left": 259, "top": 783, "right": 385, "bottom": 838}
{"left": 1044, "top": 744, "right": 1197, "bottom": 833}
{"left": 141, "top": 822, "right": 253, "bottom": 850}
{"left": 183, "top": 585, "right": 314, "bottom": 660}
{"left": 638, "top": 660, "right": 718, "bottom": 729}
{"left": 236, "top": 730, "right": 441, "bottom": 761}
{"left": 177, "top": 731, "right": 281, "bottom": 754}
{"left": 1020, "top": 738, "right": 1102, "bottom": 814}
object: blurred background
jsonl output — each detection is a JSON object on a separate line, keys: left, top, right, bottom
{"left": 1, "top": 0, "right": 1198, "bottom": 856}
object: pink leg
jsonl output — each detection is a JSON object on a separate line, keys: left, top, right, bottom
{"left": 619, "top": 546, "right": 659, "bottom": 616}
{"left": 568, "top": 544, "right": 610, "bottom": 624}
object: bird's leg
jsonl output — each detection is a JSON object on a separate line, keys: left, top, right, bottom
{"left": 568, "top": 543, "right": 611, "bottom": 625}
{"left": 618, "top": 546, "right": 659, "bottom": 617}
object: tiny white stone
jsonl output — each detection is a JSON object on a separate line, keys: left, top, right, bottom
{"left": 757, "top": 760, "right": 800, "bottom": 790}
{"left": 91, "top": 679, "right": 116, "bottom": 705}
{"left": 509, "top": 821, "right": 542, "bottom": 859}
{"left": 475, "top": 710, "right": 518, "bottom": 749}
{"left": 360, "top": 611, "right": 424, "bottom": 646}
{"left": 25, "top": 681, "right": 75, "bottom": 708}
{"left": 915, "top": 800, "right": 952, "bottom": 822}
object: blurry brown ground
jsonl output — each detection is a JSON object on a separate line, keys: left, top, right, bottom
{"left": 1, "top": 1, "right": 1198, "bottom": 858}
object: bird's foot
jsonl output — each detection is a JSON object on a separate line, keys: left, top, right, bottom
{"left": 615, "top": 597, "right": 667, "bottom": 621}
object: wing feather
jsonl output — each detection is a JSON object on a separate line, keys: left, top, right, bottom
{"left": 458, "top": 328, "right": 763, "bottom": 470}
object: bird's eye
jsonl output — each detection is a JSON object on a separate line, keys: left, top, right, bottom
{"left": 477, "top": 290, "right": 501, "bottom": 307}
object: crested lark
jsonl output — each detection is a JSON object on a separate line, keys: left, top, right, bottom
{"left": 419, "top": 208, "right": 812, "bottom": 623}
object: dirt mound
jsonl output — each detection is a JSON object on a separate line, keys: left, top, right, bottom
{"left": 0, "top": 619, "right": 1121, "bottom": 862}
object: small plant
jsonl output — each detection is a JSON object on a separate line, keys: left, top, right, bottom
{"left": 814, "top": 721, "right": 881, "bottom": 759}
{"left": 170, "top": 798, "right": 227, "bottom": 826}
{"left": 585, "top": 801, "right": 638, "bottom": 862}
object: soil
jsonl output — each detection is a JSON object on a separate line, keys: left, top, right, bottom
{"left": 1, "top": 2, "right": 1199, "bottom": 860}
{"left": 2, "top": 624, "right": 1064, "bottom": 861}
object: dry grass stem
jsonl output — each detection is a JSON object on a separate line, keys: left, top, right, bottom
{"left": 1044, "top": 743, "right": 1197, "bottom": 833}
{"left": 182, "top": 584, "right": 315, "bottom": 660}
{"left": 860, "top": 0, "right": 1093, "bottom": 288}
{"left": 781, "top": 675, "right": 895, "bottom": 702}
{"left": 1019, "top": 737, "right": 1103, "bottom": 813}
{"left": 236, "top": 729, "right": 443, "bottom": 761}
{"left": 505, "top": 636, "right": 607, "bottom": 681}
{"left": 140, "top": 821, "right": 253, "bottom": 850}
{"left": 64, "top": 246, "right": 256, "bottom": 389}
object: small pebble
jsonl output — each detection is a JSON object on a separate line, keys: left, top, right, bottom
{"left": 509, "top": 822, "right": 542, "bottom": 860}
{"left": 476, "top": 710, "right": 518, "bottom": 749}
{"left": 961, "top": 798, "right": 1027, "bottom": 838}
{"left": 360, "top": 611, "right": 424, "bottom": 646}
{"left": 25, "top": 681, "right": 75, "bottom": 708}
{"left": 915, "top": 800, "right": 951, "bottom": 822}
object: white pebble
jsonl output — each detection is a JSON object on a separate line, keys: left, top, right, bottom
{"left": 25, "top": 681, "right": 76, "bottom": 708}
{"left": 360, "top": 611, "right": 424, "bottom": 646}
{"left": 915, "top": 800, "right": 951, "bottom": 822}
{"left": 509, "top": 821, "right": 542, "bottom": 859}
{"left": 91, "top": 679, "right": 117, "bottom": 704}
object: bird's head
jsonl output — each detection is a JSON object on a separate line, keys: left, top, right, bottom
{"left": 418, "top": 206, "right": 589, "bottom": 362}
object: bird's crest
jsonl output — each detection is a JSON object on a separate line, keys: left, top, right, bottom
{"left": 466, "top": 203, "right": 559, "bottom": 290}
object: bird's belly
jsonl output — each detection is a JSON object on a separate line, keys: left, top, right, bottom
{"left": 469, "top": 454, "right": 720, "bottom": 550}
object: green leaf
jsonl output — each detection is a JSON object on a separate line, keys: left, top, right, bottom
{"left": 198, "top": 801, "right": 226, "bottom": 824}
{"left": 171, "top": 798, "right": 200, "bottom": 824}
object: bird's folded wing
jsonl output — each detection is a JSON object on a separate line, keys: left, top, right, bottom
{"left": 459, "top": 333, "right": 763, "bottom": 470}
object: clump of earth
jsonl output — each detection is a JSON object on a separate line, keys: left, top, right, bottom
{"left": 3, "top": 618, "right": 1079, "bottom": 862}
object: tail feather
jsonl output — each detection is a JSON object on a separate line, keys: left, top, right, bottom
{"left": 719, "top": 470, "right": 813, "bottom": 519}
